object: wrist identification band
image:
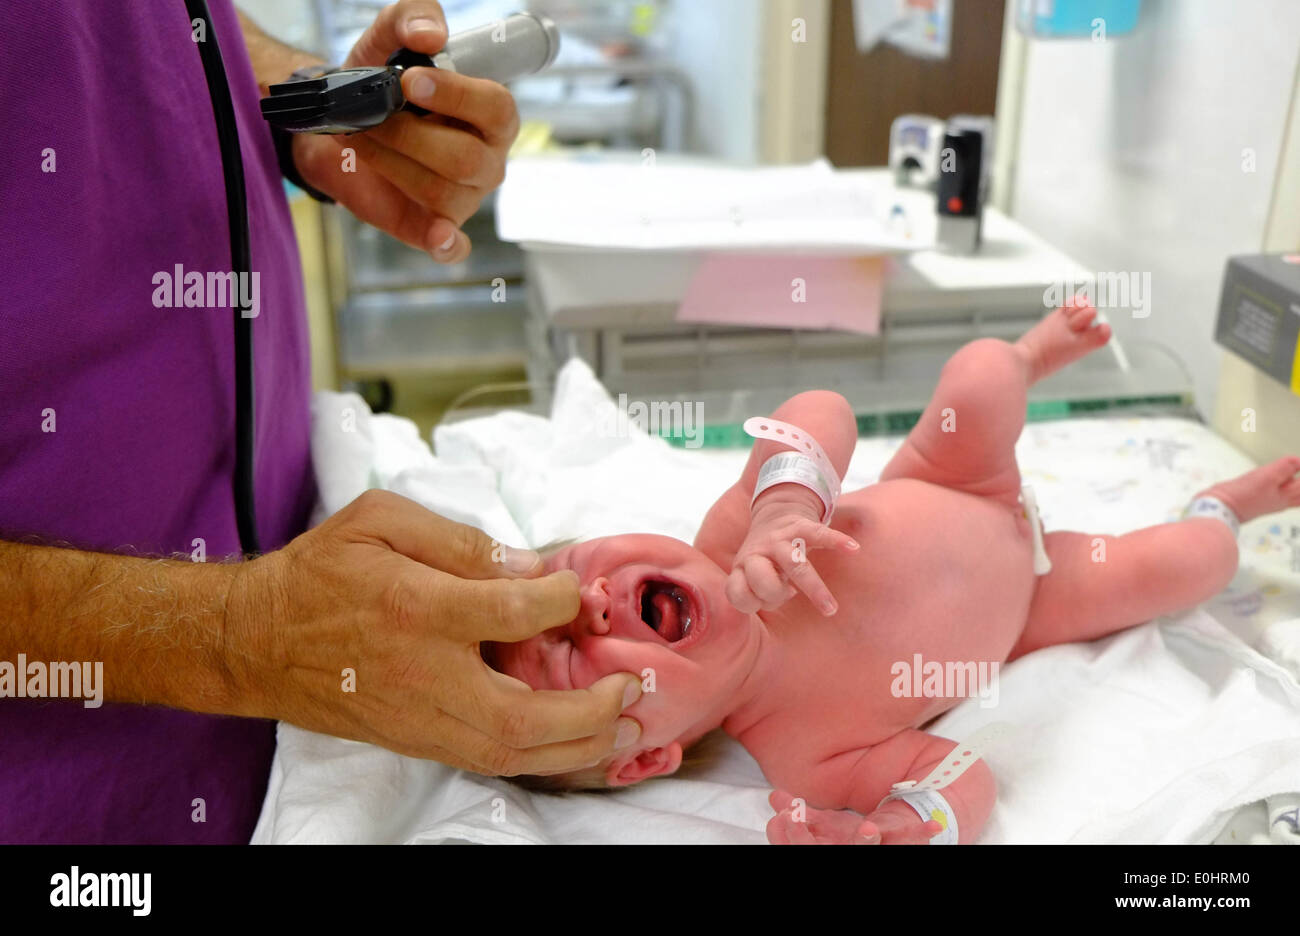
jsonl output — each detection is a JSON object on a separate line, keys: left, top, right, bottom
{"left": 752, "top": 453, "right": 835, "bottom": 522}
{"left": 744, "top": 417, "right": 841, "bottom": 523}
{"left": 1183, "top": 496, "right": 1240, "bottom": 537}
{"left": 883, "top": 787, "right": 959, "bottom": 845}
{"left": 877, "top": 722, "right": 1013, "bottom": 846}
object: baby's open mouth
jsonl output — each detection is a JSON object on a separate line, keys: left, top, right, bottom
{"left": 638, "top": 579, "right": 696, "bottom": 643}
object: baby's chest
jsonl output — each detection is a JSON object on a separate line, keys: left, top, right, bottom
{"left": 821, "top": 486, "right": 1036, "bottom": 655}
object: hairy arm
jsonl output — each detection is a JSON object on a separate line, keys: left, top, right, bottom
{"left": 0, "top": 540, "right": 250, "bottom": 714}
{"left": 235, "top": 9, "right": 325, "bottom": 96}
{"left": 1, "top": 491, "right": 642, "bottom": 776}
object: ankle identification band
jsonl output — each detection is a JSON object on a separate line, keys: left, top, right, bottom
{"left": 744, "top": 417, "right": 842, "bottom": 522}
{"left": 1183, "top": 496, "right": 1240, "bottom": 537}
{"left": 877, "top": 722, "right": 1012, "bottom": 845}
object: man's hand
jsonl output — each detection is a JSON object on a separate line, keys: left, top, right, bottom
{"left": 225, "top": 490, "right": 642, "bottom": 776}
{"left": 288, "top": 1, "right": 520, "bottom": 263}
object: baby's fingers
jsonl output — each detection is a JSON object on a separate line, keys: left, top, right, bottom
{"left": 896, "top": 818, "right": 945, "bottom": 845}
{"left": 856, "top": 820, "right": 883, "bottom": 845}
{"left": 873, "top": 811, "right": 944, "bottom": 845}
{"left": 766, "top": 812, "right": 792, "bottom": 845}
{"left": 781, "top": 552, "right": 838, "bottom": 616}
{"left": 726, "top": 567, "right": 763, "bottom": 613}
{"left": 743, "top": 555, "right": 791, "bottom": 608}
{"left": 769, "top": 790, "right": 797, "bottom": 812}
{"left": 797, "top": 522, "right": 860, "bottom": 555}
{"left": 766, "top": 807, "right": 816, "bottom": 845}
{"left": 780, "top": 521, "right": 855, "bottom": 616}
{"left": 857, "top": 817, "right": 941, "bottom": 845}
{"left": 786, "top": 815, "right": 818, "bottom": 845}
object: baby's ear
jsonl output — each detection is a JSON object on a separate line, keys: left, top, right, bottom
{"left": 606, "top": 743, "right": 683, "bottom": 787}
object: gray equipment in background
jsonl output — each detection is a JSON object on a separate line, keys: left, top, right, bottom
{"left": 310, "top": 0, "right": 690, "bottom": 410}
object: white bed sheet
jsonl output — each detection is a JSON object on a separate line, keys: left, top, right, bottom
{"left": 252, "top": 360, "right": 1300, "bottom": 845}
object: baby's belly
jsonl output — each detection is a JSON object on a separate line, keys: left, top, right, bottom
{"left": 801, "top": 479, "right": 1037, "bottom": 733}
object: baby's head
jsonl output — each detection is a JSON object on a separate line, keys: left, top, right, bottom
{"left": 483, "top": 534, "right": 762, "bottom": 789}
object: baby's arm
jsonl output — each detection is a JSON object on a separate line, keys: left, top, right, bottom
{"left": 694, "top": 391, "right": 859, "bottom": 614}
{"left": 767, "top": 730, "right": 996, "bottom": 845}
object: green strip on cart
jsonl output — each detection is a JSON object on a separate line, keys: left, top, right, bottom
{"left": 656, "top": 394, "right": 1192, "bottom": 449}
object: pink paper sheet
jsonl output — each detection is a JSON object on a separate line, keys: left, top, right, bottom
{"left": 675, "top": 254, "right": 884, "bottom": 334}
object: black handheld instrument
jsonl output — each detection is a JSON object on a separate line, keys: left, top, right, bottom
{"left": 259, "top": 12, "right": 560, "bottom": 134}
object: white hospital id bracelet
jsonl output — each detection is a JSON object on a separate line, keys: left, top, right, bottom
{"left": 752, "top": 452, "right": 835, "bottom": 522}
{"left": 876, "top": 722, "right": 1013, "bottom": 845}
{"left": 744, "top": 417, "right": 842, "bottom": 522}
{"left": 879, "top": 787, "right": 959, "bottom": 845}
{"left": 1183, "top": 496, "right": 1240, "bottom": 537}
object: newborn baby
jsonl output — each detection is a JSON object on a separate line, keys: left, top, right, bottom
{"left": 486, "top": 301, "right": 1300, "bottom": 844}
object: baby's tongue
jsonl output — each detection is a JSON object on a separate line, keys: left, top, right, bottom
{"left": 653, "top": 592, "right": 684, "bottom": 642}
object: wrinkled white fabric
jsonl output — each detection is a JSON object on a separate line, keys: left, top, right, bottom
{"left": 255, "top": 361, "right": 1300, "bottom": 844}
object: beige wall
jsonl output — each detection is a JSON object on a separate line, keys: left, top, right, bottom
{"left": 1007, "top": 0, "right": 1299, "bottom": 416}
{"left": 759, "top": 0, "right": 830, "bottom": 164}
{"left": 289, "top": 194, "right": 338, "bottom": 392}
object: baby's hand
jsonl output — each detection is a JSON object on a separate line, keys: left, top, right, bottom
{"left": 726, "top": 500, "right": 858, "bottom": 616}
{"left": 766, "top": 791, "right": 943, "bottom": 845}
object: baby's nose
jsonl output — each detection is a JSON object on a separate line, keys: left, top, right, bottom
{"left": 570, "top": 577, "right": 613, "bottom": 638}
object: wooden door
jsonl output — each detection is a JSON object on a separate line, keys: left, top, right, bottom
{"left": 823, "top": 0, "right": 1007, "bottom": 166}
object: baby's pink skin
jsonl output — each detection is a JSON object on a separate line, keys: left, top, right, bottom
{"left": 488, "top": 533, "right": 764, "bottom": 785}
{"left": 491, "top": 485, "right": 1022, "bottom": 839}
{"left": 490, "top": 303, "right": 1299, "bottom": 844}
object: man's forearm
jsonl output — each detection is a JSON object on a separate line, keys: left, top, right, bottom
{"left": 236, "top": 9, "right": 325, "bottom": 96}
{"left": 1, "top": 540, "right": 253, "bottom": 716}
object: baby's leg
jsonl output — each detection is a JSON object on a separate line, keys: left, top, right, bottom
{"left": 880, "top": 301, "right": 1110, "bottom": 506}
{"left": 1009, "top": 523, "right": 1237, "bottom": 658}
{"left": 1011, "top": 457, "right": 1300, "bottom": 658}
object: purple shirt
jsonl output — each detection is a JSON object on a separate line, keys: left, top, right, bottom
{"left": 0, "top": 0, "right": 315, "bottom": 842}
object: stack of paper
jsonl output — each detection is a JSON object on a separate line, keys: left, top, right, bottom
{"left": 496, "top": 156, "right": 923, "bottom": 255}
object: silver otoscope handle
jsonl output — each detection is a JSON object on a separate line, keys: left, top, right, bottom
{"left": 432, "top": 12, "right": 561, "bottom": 83}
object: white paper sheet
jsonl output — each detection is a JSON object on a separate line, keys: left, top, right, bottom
{"left": 495, "top": 157, "right": 924, "bottom": 253}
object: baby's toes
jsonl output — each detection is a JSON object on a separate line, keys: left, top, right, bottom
{"left": 1086, "top": 319, "right": 1112, "bottom": 345}
{"left": 1278, "top": 459, "right": 1300, "bottom": 505}
{"left": 1264, "top": 455, "right": 1300, "bottom": 487}
{"left": 1065, "top": 303, "right": 1099, "bottom": 331}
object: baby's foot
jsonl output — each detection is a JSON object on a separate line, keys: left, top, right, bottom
{"left": 1199, "top": 456, "right": 1300, "bottom": 523}
{"left": 1014, "top": 297, "right": 1112, "bottom": 384}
